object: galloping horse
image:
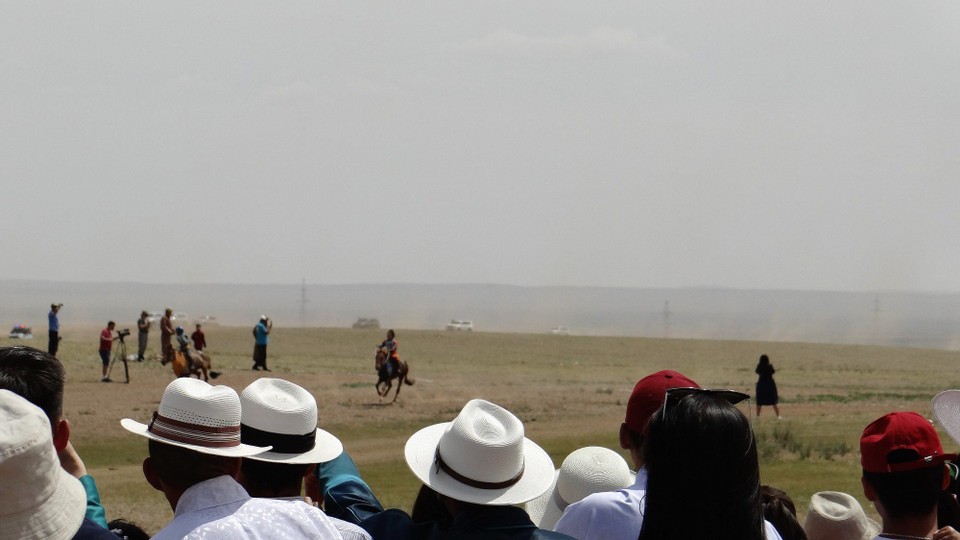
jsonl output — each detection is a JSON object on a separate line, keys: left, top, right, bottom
{"left": 162, "top": 350, "right": 221, "bottom": 381}
{"left": 375, "top": 349, "right": 414, "bottom": 403}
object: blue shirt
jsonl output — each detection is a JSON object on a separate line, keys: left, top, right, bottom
{"left": 49, "top": 310, "right": 60, "bottom": 332}
{"left": 254, "top": 321, "right": 269, "bottom": 345}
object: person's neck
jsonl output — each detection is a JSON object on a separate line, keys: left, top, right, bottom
{"left": 880, "top": 514, "right": 937, "bottom": 539}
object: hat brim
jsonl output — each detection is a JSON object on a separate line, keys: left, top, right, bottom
{"left": 525, "top": 468, "right": 637, "bottom": 529}
{"left": 525, "top": 470, "right": 560, "bottom": 527}
{"left": 121, "top": 418, "right": 271, "bottom": 458}
{"left": 0, "top": 467, "right": 86, "bottom": 540}
{"left": 404, "top": 422, "right": 555, "bottom": 506}
{"left": 243, "top": 428, "right": 344, "bottom": 464}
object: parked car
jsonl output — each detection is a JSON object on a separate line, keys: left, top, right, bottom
{"left": 445, "top": 320, "right": 474, "bottom": 331}
{"left": 550, "top": 326, "right": 570, "bottom": 336}
{"left": 8, "top": 324, "right": 32, "bottom": 339}
{"left": 197, "top": 315, "right": 219, "bottom": 326}
{"left": 352, "top": 317, "right": 381, "bottom": 329}
{"left": 146, "top": 311, "right": 163, "bottom": 324}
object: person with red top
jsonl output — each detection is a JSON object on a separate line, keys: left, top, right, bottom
{"left": 377, "top": 329, "right": 400, "bottom": 378}
{"left": 99, "top": 321, "right": 115, "bottom": 383}
{"left": 191, "top": 324, "right": 207, "bottom": 352}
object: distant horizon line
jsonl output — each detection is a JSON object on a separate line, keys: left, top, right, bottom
{"left": 2, "top": 278, "right": 957, "bottom": 295}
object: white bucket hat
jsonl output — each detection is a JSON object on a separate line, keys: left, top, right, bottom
{"left": 525, "top": 446, "right": 635, "bottom": 529}
{"left": 0, "top": 389, "right": 87, "bottom": 540}
{"left": 932, "top": 390, "right": 960, "bottom": 447}
{"left": 404, "top": 399, "right": 555, "bottom": 505}
{"left": 240, "top": 378, "right": 343, "bottom": 464}
{"left": 121, "top": 378, "right": 271, "bottom": 457}
{"left": 802, "top": 491, "right": 880, "bottom": 540}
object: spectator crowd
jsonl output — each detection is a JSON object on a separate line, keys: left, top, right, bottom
{"left": 3, "top": 343, "right": 960, "bottom": 540}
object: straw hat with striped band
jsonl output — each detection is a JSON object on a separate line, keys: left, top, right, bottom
{"left": 121, "top": 378, "right": 271, "bottom": 457}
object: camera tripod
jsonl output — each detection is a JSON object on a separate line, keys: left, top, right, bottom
{"left": 108, "top": 334, "right": 130, "bottom": 384}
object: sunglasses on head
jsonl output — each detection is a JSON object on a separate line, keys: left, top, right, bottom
{"left": 661, "top": 387, "right": 751, "bottom": 421}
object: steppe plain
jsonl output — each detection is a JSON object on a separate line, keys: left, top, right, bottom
{"left": 11, "top": 325, "right": 960, "bottom": 534}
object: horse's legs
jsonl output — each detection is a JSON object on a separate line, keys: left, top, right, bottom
{"left": 392, "top": 375, "right": 403, "bottom": 403}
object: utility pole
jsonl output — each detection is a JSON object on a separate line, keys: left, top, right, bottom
{"left": 663, "top": 300, "right": 671, "bottom": 338}
{"left": 299, "top": 278, "right": 308, "bottom": 327}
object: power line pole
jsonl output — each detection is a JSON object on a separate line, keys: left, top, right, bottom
{"left": 299, "top": 278, "right": 308, "bottom": 327}
{"left": 663, "top": 300, "right": 671, "bottom": 338}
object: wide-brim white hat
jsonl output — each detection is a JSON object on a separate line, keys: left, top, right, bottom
{"left": 121, "top": 378, "right": 270, "bottom": 458}
{"left": 0, "top": 389, "right": 87, "bottom": 540}
{"left": 405, "top": 399, "right": 555, "bottom": 506}
{"left": 803, "top": 491, "right": 880, "bottom": 540}
{"left": 240, "top": 378, "right": 343, "bottom": 464}
{"left": 525, "top": 446, "right": 636, "bottom": 529}
{"left": 933, "top": 390, "right": 960, "bottom": 447}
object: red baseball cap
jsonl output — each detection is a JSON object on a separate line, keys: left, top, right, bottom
{"left": 624, "top": 370, "right": 699, "bottom": 433}
{"left": 860, "top": 412, "right": 955, "bottom": 473}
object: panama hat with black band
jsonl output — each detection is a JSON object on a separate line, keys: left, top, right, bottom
{"left": 239, "top": 378, "right": 343, "bottom": 464}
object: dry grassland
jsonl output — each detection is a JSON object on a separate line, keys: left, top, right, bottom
{"left": 12, "top": 325, "right": 960, "bottom": 534}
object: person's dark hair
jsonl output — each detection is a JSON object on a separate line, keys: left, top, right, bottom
{"left": 411, "top": 484, "right": 453, "bottom": 527}
{"left": 387, "top": 329, "right": 395, "bottom": 338}
{"left": 108, "top": 518, "right": 150, "bottom": 540}
{"left": 760, "top": 485, "right": 807, "bottom": 540}
{"left": 862, "top": 448, "right": 946, "bottom": 520}
{"left": 239, "top": 458, "right": 310, "bottom": 496}
{"left": 148, "top": 440, "right": 238, "bottom": 490}
{"left": 0, "top": 346, "right": 65, "bottom": 425}
{"left": 639, "top": 392, "right": 764, "bottom": 540}
{"left": 757, "top": 354, "right": 770, "bottom": 368}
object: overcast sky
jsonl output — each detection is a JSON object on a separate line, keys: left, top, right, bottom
{"left": 2, "top": 1, "right": 958, "bottom": 291}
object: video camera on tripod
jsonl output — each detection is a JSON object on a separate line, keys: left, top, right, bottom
{"left": 116, "top": 328, "right": 131, "bottom": 341}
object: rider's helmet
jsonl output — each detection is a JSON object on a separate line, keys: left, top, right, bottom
{"left": 175, "top": 326, "right": 184, "bottom": 334}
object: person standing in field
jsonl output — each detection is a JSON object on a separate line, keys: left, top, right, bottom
{"left": 251, "top": 315, "right": 272, "bottom": 371}
{"left": 191, "top": 323, "right": 207, "bottom": 352}
{"left": 160, "top": 308, "right": 174, "bottom": 365}
{"left": 99, "top": 321, "right": 115, "bottom": 383}
{"left": 755, "top": 354, "right": 781, "bottom": 419}
{"left": 136, "top": 311, "right": 150, "bottom": 362}
{"left": 48, "top": 302, "right": 63, "bottom": 357}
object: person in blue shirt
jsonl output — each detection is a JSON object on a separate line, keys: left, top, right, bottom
{"left": 48, "top": 303, "right": 62, "bottom": 357}
{"left": 251, "top": 315, "right": 272, "bottom": 371}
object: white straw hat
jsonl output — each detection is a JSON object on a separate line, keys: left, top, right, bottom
{"left": 932, "top": 390, "right": 960, "bottom": 447}
{"left": 803, "top": 491, "right": 880, "bottom": 540}
{"left": 121, "top": 378, "right": 271, "bottom": 457}
{"left": 0, "top": 389, "right": 87, "bottom": 540}
{"left": 240, "top": 378, "right": 343, "bottom": 464}
{"left": 525, "top": 446, "right": 635, "bottom": 529}
{"left": 404, "top": 399, "right": 555, "bottom": 505}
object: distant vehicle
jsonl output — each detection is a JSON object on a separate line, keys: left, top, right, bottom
{"left": 550, "top": 326, "right": 570, "bottom": 336}
{"left": 172, "top": 312, "right": 189, "bottom": 323}
{"left": 445, "top": 320, "right": 474, "bottom": 331}
{"left": 197, "top": 315, "right": 219, "bottom": 326}
{"left": 9, "top": 325, "right": 32, "bottom": 339}
{"left": 352, "top": 317, "right": 380, "bottom": 329}
{"left": 146, "top": 311, "right": 163, "bottom": 324}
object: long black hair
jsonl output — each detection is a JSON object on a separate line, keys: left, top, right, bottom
{"left": 638, "top": 392, "right": 765, "bottom": 540}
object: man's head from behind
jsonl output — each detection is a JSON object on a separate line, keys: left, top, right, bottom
{"left": 237, "top": 378, "right": 343, "bottom": 497}
{"left": 620, "top": 370, "right": 699, "bottom": 466}
{"left": 404, "top": 399, "right": 555, "bottom": 511}
{"left": 860, "top": 411, "right": 954, "bottom": 521}
{"left": 120, "top": 378, "right": 271, "bottom": 507}
{"left": 0, "top": 346, "right": 67, "bottom": 449}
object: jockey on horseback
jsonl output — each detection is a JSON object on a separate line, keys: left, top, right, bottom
{"left": 175, "top": 326, "right": 200, "bottom": 374}
{"left": 378, "top": 329, "right": 400, "bottom": 378}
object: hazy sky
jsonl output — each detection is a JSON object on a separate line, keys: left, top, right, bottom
{"left": 2, "top": 2, "right": 958, "bottom": 291}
